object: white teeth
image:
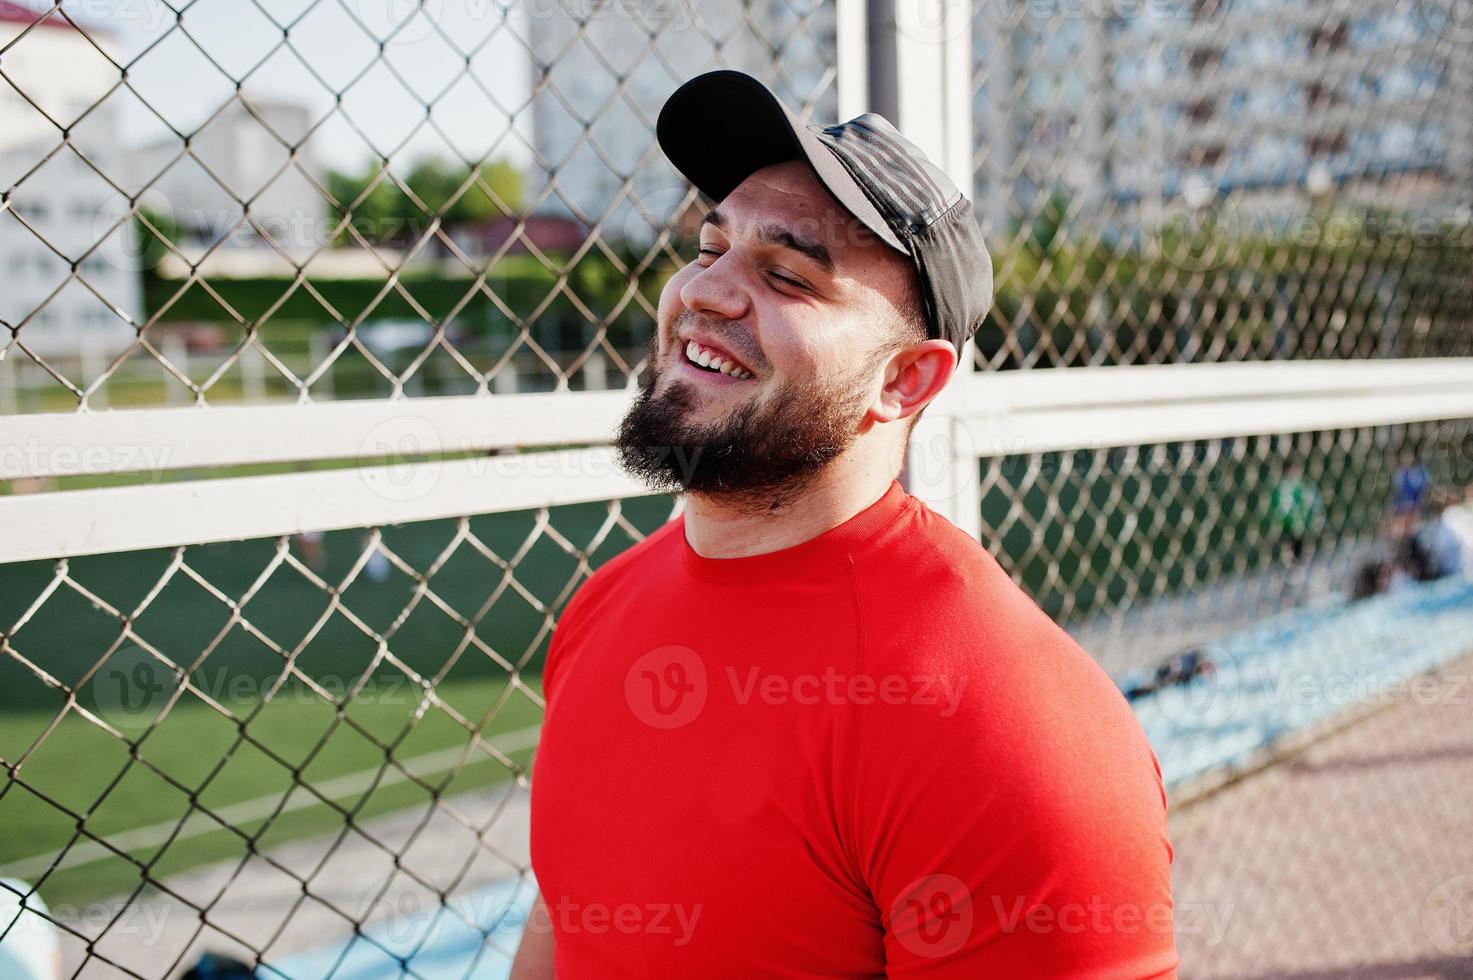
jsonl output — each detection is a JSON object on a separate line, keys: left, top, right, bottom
{"left": 684, "top": 339, "right": 752, "bottom": 379}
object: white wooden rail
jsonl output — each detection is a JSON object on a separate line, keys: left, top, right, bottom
{"left": 955, "top": 358, "right": 1473, "bottom": 453}
{"left": 2, "top": 358, "right": 1470, "bottom": 564}
{"left": 0, "top": 390, "right": 637, "bottom": 480}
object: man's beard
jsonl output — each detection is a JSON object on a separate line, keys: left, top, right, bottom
{"left": 615, "top": 325, "right": 883, "bottom": 511}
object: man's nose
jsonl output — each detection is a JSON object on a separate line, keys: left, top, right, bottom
{"left": 678, "top": 254, "right": 749, "bottom": 322}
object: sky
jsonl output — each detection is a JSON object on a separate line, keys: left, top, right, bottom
{"left": 47, "top": 0, "right": 535, "bottom": 174}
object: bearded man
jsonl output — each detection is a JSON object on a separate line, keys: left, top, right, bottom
{"left": 512, "top": 69, "right": 1179, "bottom": 979}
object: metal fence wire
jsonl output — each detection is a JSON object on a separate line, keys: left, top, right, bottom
{"left": 2, "top": 490, "right": 676, "bottom": 977}
{"left": 1, "top": 0, "right": 1472, "bottom": 977}
{"left": 0, "top": 0, "right": 843, "bottom": 408}
{"left": 0, "top": 0, "right": 1467, "bottom": 408}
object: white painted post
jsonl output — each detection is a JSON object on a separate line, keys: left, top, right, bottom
{"left": 493, "top": 356, "right": 519, "bottom": 394}
{"left": 893, "top": 0, "right": 983, "bottom": 541}
{"left": 311, "top": 329, "right": 336, "bottom": 400}
{"left": 0, "top": 348, "right": 16, "bottom": 415}
{"left": 82, "top": 333, "right": 110, "bottom": 410}
{"left": 241, "top": 340, "right": 266, "bottom": 403}
{"left": 162, "top": 334, "right": 189, "bottom": 406}
{"left": 583, "top": 348, "right": 608, "bottom": 391}
{"left": 975, "top": 0, "right": 1015, "bottom": 242}
{"left": 836, "top": 0, "right": 869, "bottom": 121}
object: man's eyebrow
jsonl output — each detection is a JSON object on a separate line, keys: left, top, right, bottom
{"left": 700, "top": 208, "right": 834, "bottom": 274}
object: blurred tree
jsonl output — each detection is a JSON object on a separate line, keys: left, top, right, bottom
{"left": 134, "top": 206, "right": 182, "bottom": 273}
{"left": 323, "top": 157, "right": 522, "bottom": 247}
{"left": 1021, "top": 187, "right": 1073, "bottom": 257}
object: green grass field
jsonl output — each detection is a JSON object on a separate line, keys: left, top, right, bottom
{"left": 980, "top": 436, "right": 1407, "bottom": 620}
{"left": 0, "top": 676, "right": 540, "bottom": 907}
{"left": 0, "top": 497, "right": 673, "bottom": 908}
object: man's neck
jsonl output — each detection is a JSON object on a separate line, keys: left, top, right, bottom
{"left": 680, "top": 457, "right": 898, "bottom": 560}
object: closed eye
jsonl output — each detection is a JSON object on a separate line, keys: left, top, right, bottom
{"left": 697, "top": 246, "right": 809, "bottom": 292}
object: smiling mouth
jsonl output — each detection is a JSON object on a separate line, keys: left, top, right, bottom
{"left": 680, "top": 339, "right": 755, "bottom": 380}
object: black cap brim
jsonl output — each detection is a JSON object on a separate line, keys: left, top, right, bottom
{"left": 656, "top": 70, "right": 907, "bottom": 254}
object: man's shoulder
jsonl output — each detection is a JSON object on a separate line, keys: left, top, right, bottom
{"left": 860, "top": 494, "right": 1046, "bottom": 621}
{"left": 560, "top": 514, "right": 683, "bottom": 619}
{"left": 855, "top": 495, "right": 1099, "bottom": 679}
{"left": 849, "top": 498, "right": 1160, "bottom": 803}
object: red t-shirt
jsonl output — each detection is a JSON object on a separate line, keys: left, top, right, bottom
{"left": 530, "top": 479, "right": 1178, "bottom": 978}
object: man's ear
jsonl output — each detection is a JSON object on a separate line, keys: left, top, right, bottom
{"left": 873, "top": 339, "right": 957, "bottom": 425}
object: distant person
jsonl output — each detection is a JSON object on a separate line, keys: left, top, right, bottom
{"left": 1270, "top": 460, "right": 1323, "bottom": 565}
{"left": 181, "top": 952, "right": 257, "bottom": 978}
{"left": 0, "top": 879, "right": 60, "bottom": 980}
{"left": 1124, "top": 646, "right": 1218, "bottom": 701}
{"left": 292, "top": 529, "right": 326, "bottom": 573}
{"left": 1395, "top": 525, "right": 1438, "bottom": 583}
{"left": 1391, "top": 452, "right": 1432, "bottom": 518}
{"left": 361, "top": 529, "right": 392, "bottom": 582}
{"left": 1350, "top": 558, "right": 1390, "bottom": 601}
{"left": 1386, "top": 557, "right": 1419, "bottom": 594}
{"left": 1423, "top": 493, "right": 1473, "bottom": 580}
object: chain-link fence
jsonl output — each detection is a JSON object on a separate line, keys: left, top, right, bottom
{"left": 3, "top": 0, "right": 1473, "bottom": 977}
{"left": 0, "top": 0, "right": 841, "bottom": 410}
{"left": 1, "top": 490, "right": 676, "bottom": 975}
{"left": 971, "top": 0, "right": 1473, "bottom": 369}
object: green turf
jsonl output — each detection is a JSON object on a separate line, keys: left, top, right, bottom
{"left": 0, "top": 675, "right": 540, "bottom": 908}
{"left": 978, "top": 434, "right": 1431, "bottom": 621}
{"left": 0, "top": 499, "right": 673, "bottom": 715}
{"left": 0, "top": 498, "right": 674, "bottom": 908}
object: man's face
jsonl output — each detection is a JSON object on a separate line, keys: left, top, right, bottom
{"left": 616, "top": 159, "right": 918, "bottom": 507}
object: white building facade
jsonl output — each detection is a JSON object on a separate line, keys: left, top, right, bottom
{"left": 524, "top": 0, "right": 837, "bottom": 245}
{"left": 972, "top": 0, "right": 1472, "bottom": 241}
{"left": 0, "top": 4, "right": 141, "bottom": 361}
{"left": 125, "top": 97, "right": 325, "bottom": 255}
